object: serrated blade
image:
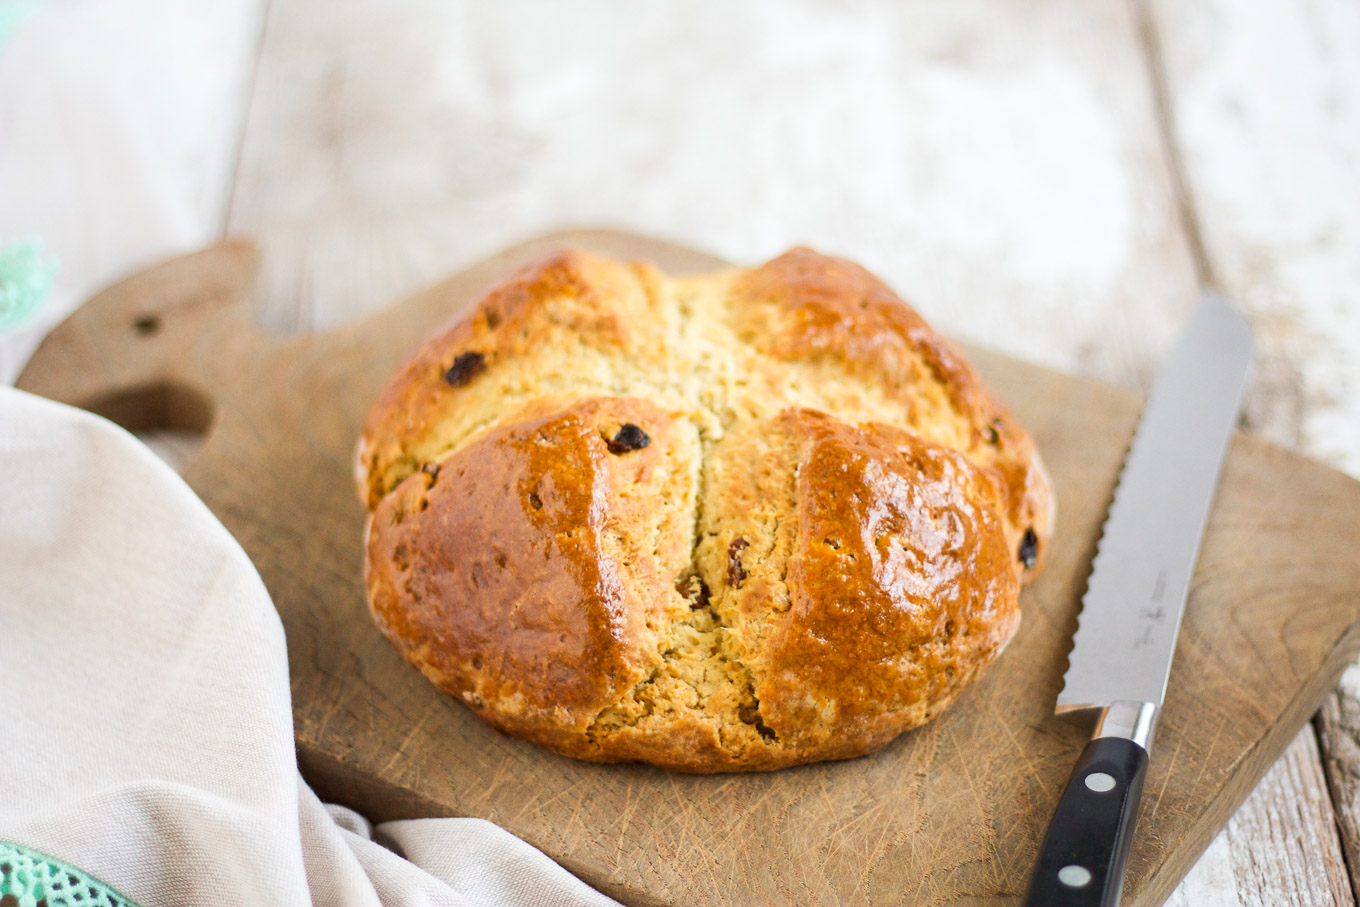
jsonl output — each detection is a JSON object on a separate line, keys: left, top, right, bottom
{"left": 1056, "top": 292, "right": 1253, "bottom": 713}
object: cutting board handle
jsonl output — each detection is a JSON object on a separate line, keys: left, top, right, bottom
{"left": 17, "top": 240, "right": 272, "bottom": 457}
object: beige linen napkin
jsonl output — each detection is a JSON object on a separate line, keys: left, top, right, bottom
{"left": 0, "top": 386, "right": 621, "bottom": 907}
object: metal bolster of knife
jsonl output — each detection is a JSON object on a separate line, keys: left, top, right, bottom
{"left": 1094, "top": 700, "right": 1158, "bottom": 753}
{"left": 1055, "top": 700, "right": 1159, "bottom": 753}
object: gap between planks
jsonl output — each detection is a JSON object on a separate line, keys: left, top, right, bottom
{"left": 1319, "top": 687, "right": 1360, "bottom": 904}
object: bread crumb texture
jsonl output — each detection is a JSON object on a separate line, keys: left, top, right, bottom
{"left": 359, "top": 248, "right": 1053, "bottom": 772}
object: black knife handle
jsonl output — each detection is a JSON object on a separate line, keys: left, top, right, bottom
{"left": 1024, "top": 736, "right": 1149, "bottom": 907}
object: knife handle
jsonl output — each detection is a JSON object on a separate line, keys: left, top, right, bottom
{"left": 1024, "top": 736, "right": 1149, "bottom": 907}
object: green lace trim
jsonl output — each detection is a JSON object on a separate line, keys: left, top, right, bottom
{"left": 0, "top": 841, "right": 142, "bottom": 907}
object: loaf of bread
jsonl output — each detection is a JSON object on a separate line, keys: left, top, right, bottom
{"left": 356, "top": 247, "right": 1053, "bottom": 772}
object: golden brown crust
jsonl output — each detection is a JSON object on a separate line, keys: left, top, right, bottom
{"left": 757, "top": 410, "right": 1019, "bottom": 747}
{"left": 731, "top": 248, "right": 1052, "bottom": 563}
{"left": 358, "top": 251, "right": 662, "bottom": 510}
{"left": 358, "top": 247, "right": 1054, "bottom": 772}
{"left": 365, "top": 397, "right": 698, "bottom": 752}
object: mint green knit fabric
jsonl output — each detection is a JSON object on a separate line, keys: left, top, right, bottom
{"left": 0, "top": 841, "right": 142, "bottom": 907}
{"left": 0, "top": 0, "right": 42, "bottom": 55}
{"left": 0, "top": 238, "right": 58, "bottom": 330}
{"left": 0, "top": 6, "right": 57, "bottom": 332}
{"left": 0, "top": 0, "right": 43, "bottom": 53}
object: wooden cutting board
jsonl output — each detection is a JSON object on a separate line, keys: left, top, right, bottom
{"left": 18, "top": 230, "right": 1360, "bottom": 906}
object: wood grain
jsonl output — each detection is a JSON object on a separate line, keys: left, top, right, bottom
{"left": 1222, "top": 728, "right": 1354, "bottom": 907}
{"left": 18, "top": 230, "right": 1360, "bottom": 906}
{"left": 1166, "top": 728, "right": 1356, "bottom": 907}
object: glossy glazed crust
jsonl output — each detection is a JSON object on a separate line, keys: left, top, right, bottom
{"left": 365, "top": 397, "right": 699, "bottom": 753}
{"left": 359, "top": 247, "right": 1054, "bottom": 771}
{"left": 731, "top": 249, "right": 1051, "bottom": 545}
{"left": 753, "top": 411, "right": 1019, "bottom": 748}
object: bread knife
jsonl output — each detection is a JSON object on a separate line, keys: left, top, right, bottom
{"left": 1023, "top": 292, "right": 1253, "bottom": 906}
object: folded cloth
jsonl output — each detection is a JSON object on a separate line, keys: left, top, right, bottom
{"left": 0, "top": 387, "right": 621, "bottom": 907}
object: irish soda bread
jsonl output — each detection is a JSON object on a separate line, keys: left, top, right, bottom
{"left": 357, "top": 248, "right": 1053, "bottom": 772}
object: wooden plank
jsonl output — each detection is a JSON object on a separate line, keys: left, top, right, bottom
{"left": 0, "top": 0, "right": 265, "bottom": 383}
{"left": 18, "top": 231, "right": 1360, "bottom": 906}
{"left": 1169, "top": 728, "right": 1356, "bottom": 907}
{"left": 1139, "top": 0, "right": 1360, "bottom": 478}
{"left": 1140, "top": 0, "right": 1360, "bottom": 901}
{"left": 226, "top": 0, "right": 1200, "bottom": 390}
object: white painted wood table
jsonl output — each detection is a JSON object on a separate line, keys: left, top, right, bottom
{"left": 2, "top": 1, "right": 1357, "bottom": 903}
